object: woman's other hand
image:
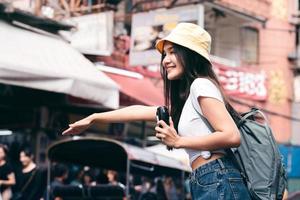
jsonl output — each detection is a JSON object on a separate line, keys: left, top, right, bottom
{"left": 62, "top": 115, "right": 94, "bottom": 135}
{"left": 155, "top": 117, "right": 180, "bottom": 148}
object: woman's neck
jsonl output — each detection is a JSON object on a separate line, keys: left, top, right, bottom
{"left": 23, "top": 162, "right": 36, "bottom": 173}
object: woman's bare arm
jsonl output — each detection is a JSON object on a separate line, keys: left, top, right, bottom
{"left": 91, "top": 105, "right": 158, "bottom": 123}
{"left": 62, "top": 105, "right": 158, "bottom": 135}
{"left": 175, "top": 97, "right": 240, "bottom": 150}
{"left": 0, "top": 172, "right": 16, "bottom": 186}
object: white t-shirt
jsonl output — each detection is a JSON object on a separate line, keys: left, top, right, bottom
{"left": 178, "top": 78, "right": 226, "bottom": 165}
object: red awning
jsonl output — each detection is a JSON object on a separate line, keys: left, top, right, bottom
{"left": 105, "top": 73, "right": 164, "bottom": 106}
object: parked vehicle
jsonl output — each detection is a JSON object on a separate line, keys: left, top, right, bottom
{"left": 46, "top": 136, "right": 191, "bottom": 200}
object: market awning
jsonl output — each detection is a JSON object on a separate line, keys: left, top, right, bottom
{"left": 104, "top": 71, "right": 164, "bottom": 106}
{"left": 0, "top": 20, "right": 119, "bottom": 109}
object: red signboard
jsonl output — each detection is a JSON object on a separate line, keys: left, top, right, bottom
{"left": 213, "top": 62, "right": 267, "bottom": 101}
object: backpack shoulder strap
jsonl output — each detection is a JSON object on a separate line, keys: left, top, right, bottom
{"left": 239, "top": 108, "right": 269, "bottom": 127}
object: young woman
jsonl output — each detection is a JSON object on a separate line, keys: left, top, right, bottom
{"left": 62, "top": 22, "right": 250, "bottom": 199}
{"left": 0, "top": 144, "right": 15, "bottom": 200}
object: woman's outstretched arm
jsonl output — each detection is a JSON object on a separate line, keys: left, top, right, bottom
{"left": 62, "top": 105, "right": 158, "bottom": 135}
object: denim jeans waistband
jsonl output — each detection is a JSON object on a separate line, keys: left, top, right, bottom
{"left": 190, "top": 156, "right": 237, "bottom": 177}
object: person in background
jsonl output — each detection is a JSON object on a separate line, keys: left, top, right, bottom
{"left": 49, "top": 163, "right": 69, "bottom": 200}
{"left": 0, "top": 144, "right": 15, "bottom": 200}
{"left": 62, "top": 22, "right": 250, "bottom": 199}
{"left": 81, "top": 170, "right": 96, "bottom": 186}
{"left": 163, "top": 177, "right": 178, "bottom": 200}
{"left": 14, "top": 147, "right": 46, "bottom": 200}
{"left": 150, "top": 177, "right": 167, "bottom": 200}
{"left": 106, "top": 170, "right": 125, "bottom": 189}
{"left": 69, "top": 167, "right": 84, "bottom": 186}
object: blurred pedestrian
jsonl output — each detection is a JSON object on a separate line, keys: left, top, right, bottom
{"left": 62, "top": 22, "right": 250, "bottom": 199}
{"left": 49, "top": 163, "right": 69, "bottom": 200}
{"left": 81, "top": 169, "right": 96, "bottom": 186}
{"left": 163, "top": 177, "right": 178, "bottom": 200}
{"left": 0, "top": 144, "right": 15, "bottom": 200}
{"left": 69, "top": 167, "right": 84, "bottom": 186}
{"left": 150, "top": 177, "right": 167, "bottom": 200}
{"left": 106, "top": 170, "right": 125, "bottom": 189}
{"left": 14, "top": 147, "right": 46, "bottom": 200}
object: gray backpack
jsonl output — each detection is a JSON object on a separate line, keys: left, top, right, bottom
{"left": 200, "top": 108, "right": 287, "bottom": 200}
{"left": 229, "top": 108, "right": 287, "bottom": 200}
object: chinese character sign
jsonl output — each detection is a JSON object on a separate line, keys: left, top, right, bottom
{"left": 214, "top": 64, "right": 267, "bottom": 101}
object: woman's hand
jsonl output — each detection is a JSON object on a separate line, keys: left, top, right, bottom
{"left": 62, "top": 115, "right": 94, "bottom": 135}
{"left": 155, "top": 117, "right": 180, "bottom": 148}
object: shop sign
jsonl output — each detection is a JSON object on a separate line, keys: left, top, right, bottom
{"left": 60, "top": 12, "right": 114, "bottom": 56}
{"left": 214, "top": 64, "right": 267, "bottom": 101}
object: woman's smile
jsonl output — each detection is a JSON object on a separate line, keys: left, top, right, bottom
{"left": 163, "top": 41, "right": 184, "bottom": 80}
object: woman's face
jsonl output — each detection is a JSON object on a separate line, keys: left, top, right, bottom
{"left": 0, "top": 147, "right": 6, "bottom": 161}
{"left": 20, "top": 151, "right": 32, "bottom": 167}
{"left": 162, "top": 41, "right": 184, "bottom": 80}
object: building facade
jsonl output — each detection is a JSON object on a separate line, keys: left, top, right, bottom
{"left": 123, "top": 0, "right": 296, "bottom": 144}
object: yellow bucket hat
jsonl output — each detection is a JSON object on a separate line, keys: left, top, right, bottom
{"left": 155, "top": 22, "right": 212, "bottom": 63}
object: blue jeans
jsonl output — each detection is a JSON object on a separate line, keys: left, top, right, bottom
{"left": 189, "top": 156, "right": 251, "bottom": 200}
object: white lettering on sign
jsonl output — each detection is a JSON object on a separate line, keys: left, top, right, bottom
{"left": 215, "top": 66, "right": 267, "bottom": 101}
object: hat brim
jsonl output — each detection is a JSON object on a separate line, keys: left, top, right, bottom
{"left": 155, "top": 37, "right": 211, "bottom": 63}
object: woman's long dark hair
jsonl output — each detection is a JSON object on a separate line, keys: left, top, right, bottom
{"left": 160, "top": 43, "right": 240, "bottom": 130}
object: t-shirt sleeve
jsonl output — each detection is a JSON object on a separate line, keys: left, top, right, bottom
{"left": 190, "top": 78, "right": 224, "bottom": 113}
{"left": 4, "top": 163, "right": 13, "bottom": 176}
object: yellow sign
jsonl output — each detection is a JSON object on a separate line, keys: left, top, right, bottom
{"left": 268, "top": 70, "right": 287, "bottom": 104}
{"left": 271, "top": 0, "right": 288, "bottom": 20}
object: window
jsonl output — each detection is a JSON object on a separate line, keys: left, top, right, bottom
{"left": 241, "top": 27, "right": 259, "bottom": 64}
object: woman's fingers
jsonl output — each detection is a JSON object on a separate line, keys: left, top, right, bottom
{"left": 169, "top": 117, "right": 174, "bottom": 128}
{"left": 62, "top": 126, "right": 82, "bottom": 135}
{"left": 62, "top": 127, "right": 74, "bottom": 135}
{"left": 157, "top": 120, "right": 168, "bottom": 128}
{"left": 155, "top": 125, "right": 164, "bottom": 133}
{"left": 155, "top": 133, "right": 165, "bottom": 140}
{"left": 62, "top": 118, "right": 91, "bottom": 135}
{"left": 69, "top": 123, "right": 75, "bottom": 127}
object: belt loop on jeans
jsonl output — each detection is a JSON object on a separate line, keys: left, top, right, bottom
{"left": 217, "top": 158, "right": 225, "bottom": 169}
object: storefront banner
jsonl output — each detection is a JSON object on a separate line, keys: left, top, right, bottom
{"left": 214, "top": 63, "right": 267, "bottom": 101}
{"left": 60, "top": 12, "right": 114, "bottom": 56}
{"left": 129, "top": 4, "right": 204, "bottom": 66}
